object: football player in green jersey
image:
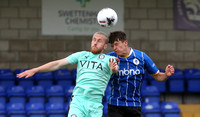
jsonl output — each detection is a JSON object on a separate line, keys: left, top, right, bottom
{"left": 17, "top": 31, "right": 119, "bottom": 117}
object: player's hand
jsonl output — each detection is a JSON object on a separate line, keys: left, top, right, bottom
{"left": 109, "top": 58, "right": 119, "bottom": 73}
{"left": 17, "top": 69, "right": 36, "bottom": 79}
{"left": 165, "top": 64, "right": 174, "bottom": 77}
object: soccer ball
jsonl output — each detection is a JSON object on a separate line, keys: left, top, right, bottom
{"left": 97, "top": 8, "right": 118, "bottom": 27}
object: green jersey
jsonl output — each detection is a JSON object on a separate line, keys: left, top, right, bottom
{"left": 67, "top": 51, "right": 113, "bottom": 99}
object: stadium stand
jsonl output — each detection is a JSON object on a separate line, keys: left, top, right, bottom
{"left": 15, "top": 69, "right": 35, "bottom": 89}
{"left": 0, "top": 68, "right": 200, "bottom": 116}
{"left": 179, "top": 104, "right": 200, "bottom": 117}
{"left": 142, "top": 102, "right": 161, "bottom": 117}
{"left": 54, "top": 69, "right": 73, "bottom": 88}
{"left": 184, "top": 68, "right": 200, "bottom": 92}
{"left": 168, "top": 68, "right": 185, "bottom": 93}
{"left": 7, "top": 86, "right": 26, "bottom": 104}
{"left": 141, "top": 85, "right": 160, "bottom": 103}
{"left": 46, "top": 102, "right": 65, "bottom": 117}
{"left": 26, "top": 85, "right": 45, "bottom": 104}
{"left": 0, "top": 69, "right": 15, "bottom": 89}
{"left": 26, "top": 102, "right": 46, "bottom": 117}
{"left": 0, "top": 103, "right": 6, "bottom": 117}
{"left": 161, "top": 102, "right": 180, "bottom": 117}
{"left": 65, "top": 85, "right": 75, "bottom": 102}
{"left": 6, "top": 102, "right": 26, "bottom": 117}
{"left": 0, "top": 86, "right": 6, "bottom": 105}
{"left": 35, "top": 72, "right": 54, "bottom": 88}
{"left": 46, "top": 85, "right": 65, "bottom": 103}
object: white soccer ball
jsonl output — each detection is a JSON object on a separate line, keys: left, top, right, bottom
{"left": 97, "top": 8, "right": 118, "bottom": 27}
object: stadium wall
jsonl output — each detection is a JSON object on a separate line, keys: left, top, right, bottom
{"left": 0, "top": 0, "right": 200, "bottom": 70}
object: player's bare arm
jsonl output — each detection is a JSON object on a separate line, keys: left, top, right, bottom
{"left": 17, "top": 58, "right": 69, "bottom": 79}
{"left": 152, "top": 64, "right": 175, "bottom": 82}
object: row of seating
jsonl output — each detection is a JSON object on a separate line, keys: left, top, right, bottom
{"left": 142, "top": 101, "right": 180, "bottom": 117}
{"left": 0, "top": 102, "right": 69, "bottom": 117}
{"left": 143, "top": 68, "right": 200, "bottom": 93}
{"left": 1, "top": 68, "right": 200, "bottom": 93}
{"left": 0, "top": 85, "right": 74, "bottom": 104}
{"left": 0, "top": 69, "right": 77, "bottom": 89}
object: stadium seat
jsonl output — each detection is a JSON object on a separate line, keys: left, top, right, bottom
{"left": 46, "top": 103, "right": 65, "bottom": 117}
{"left": 141, "top": 85, "right": 160, "bottom": 103}
{"left": 0, "top": 86, "right": 6, "bottom": 104}
{"left": 161, "top": 102, "right": 180, "bottom": 117}
{"left": 0, "top": 103, "right": 6, "bottom": 117}
{"left": 0, "top": 69, "right": 15, "bottom": 89}
{"left": 168, "top": 68, "right": 185, "bottom": 92}
{"left": 142, "top": 102, "right": 161, "bottom": 117}
{"left": 71, "top": 68, "right": 77, "bottom": 84}
{"left": 6, "top": 102, "right": 26, "bottom": 117}
{"left": 26, "top": 86, "right": 45, "bottom": 104}
{"left": 148, "top": 69, "right": 167, "bottom": 92}
{"left": 184, "top": 68, "right": 200, "bottom": 92}
{"left": 35, "top": 72, "right": 54, "bottom": 88}
{"left": 46, "top": 85, "right": 65, "bottom": 103}
{"left": 7, "top": 86, "right": 26, "bottom": 104}
{"left": 65, "top": 102, "right": 69, "bottom": 113}
{"left": 53, "top": 69, "right": 73, "bottom": 88}
{"left": 15, "top": 69, "right": 34, "bottom": 88}
{"left": 26, "top": 102, "right": 46, "bottom": 117}
{"left": 65, "top": 85, "right": 75, "bottom": 101}
{"left": 71, "top": 68, "right": 77, "bottom": 79}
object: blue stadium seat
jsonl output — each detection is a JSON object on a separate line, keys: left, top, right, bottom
{"left": 26, "top": 102, "right": 46, "bottom": 117}
{"left": 26, "top": 86, "right": 45, "bottom": 104}
{"left": 142, "top": 102, "right": 161, "bottom": 117}
{"left": 0, "top": 86, "right": 6, "bottom": 104}
{"left": 71, "top": 68, "right": 77, "bottom": 79}
{"left": 148, "top": 69, "right": 167, "bottom": 92}
{"left": 53, "top": 69, "right": 73, "bottom": 88}
{"left": 71, "top": 68, "right": 77, "bottom": 84}
{"left": 7, "top": 86, "right": 26, "bottom": 104}
{"left": 15, "top": 69, "right": 34, "bottom": 88}
{"left": 46, "top": 103, "right": 65, "bottom": 117}
{"left": 46, "top": 85, "right": 65, "bottom": 103}
{"left": 6, "top": 102, "right": 26, "bottom": 117}
{"left": 35, "top": 72, "right": 54, "bottom": 88}
{"left": 65, "top": 85, "right": 75, "bottom": 101}
{"left": 168, "top": 68, "right": 185, "bottom": 92}
{"left": 141, "top": 85, "right": 160, "bottom": 103}
{"left": 0, "top": 69, "right": 15, "bottom": 89}
{"left": 65, "top": 102, "right": 69, "bottom": 113}
{"left": 0, "top": 103, "right": 6, "bottom": 117}
{"left": 184, "top": 68, "right": 200, "bottom": 92}
{"left": 161, "top": 102, "right": 180, "bottom": 117}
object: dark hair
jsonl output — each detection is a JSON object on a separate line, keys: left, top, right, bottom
{"left": 108, "top": 31, "right": 126, "bottom": 44}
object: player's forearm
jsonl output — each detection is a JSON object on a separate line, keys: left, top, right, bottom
{"left": 34, "top": 59, "right": 66, "bottom": 73}
{"left": 153, "top": 72, "right": 168, "bottom": 82}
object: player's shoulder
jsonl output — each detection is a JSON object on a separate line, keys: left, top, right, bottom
{"left": 107, "top": 51, "right": 117, "bottom": 57}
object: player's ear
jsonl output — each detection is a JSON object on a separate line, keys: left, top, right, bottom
{"left": 104, "top": 44, "right": 108, "bottom": 50}
{"left": 124, "top": 40, "right": 128, "bottom": 46}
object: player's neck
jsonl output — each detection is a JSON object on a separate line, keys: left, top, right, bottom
{"left": 120, "top": 47, "right": 131, "bottom": 58}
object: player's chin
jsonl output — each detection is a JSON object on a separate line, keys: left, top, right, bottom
{"left": 90, "top": 48, "right": 101, "bottom": 54}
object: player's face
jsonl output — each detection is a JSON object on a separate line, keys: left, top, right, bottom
{"left": 111, "top": 40, "right": 128, "bottom": 57}
{"left": 90, "top": 34, "right": 107, "bottom": 54}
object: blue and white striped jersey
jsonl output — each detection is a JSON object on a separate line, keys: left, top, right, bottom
{"left": 107, "top": 48, "right": 159, "bottom": 107}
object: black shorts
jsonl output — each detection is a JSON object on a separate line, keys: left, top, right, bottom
{"left": 108, "top": 104, "right": 141, "bottom": 117}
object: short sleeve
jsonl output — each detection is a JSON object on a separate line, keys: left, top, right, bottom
{"left": 144, "top": 52, "right": 159, "bottom": 75}
{"left": 66, "top": 51, "right": 84, "bottom": 65}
